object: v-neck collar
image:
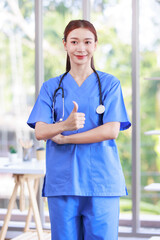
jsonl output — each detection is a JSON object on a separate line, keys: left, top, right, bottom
{"left": 62, "top": 71, "right": 99, "bottom": 98}
{"left": 66, "top": 72, "right": 96, "bottom": 90}
{"left": 68, "top": 72, "right": 95, "bottom": 88}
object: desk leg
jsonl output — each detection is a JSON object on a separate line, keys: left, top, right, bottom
{"left": 0, "top": 179, "right": 19, "bottom": 240}
{"left": 20, "top": 177, "right": 25, "bottom": 211}
{"left": 24, "top": 178, "right": 39, "bottom": 232}
{"left": 26, "top": 178, "right": 43, "bottom": 240}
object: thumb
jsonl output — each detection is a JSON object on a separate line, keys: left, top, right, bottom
{"left": 72, "top": 101, "right": 78, "bottom": 113}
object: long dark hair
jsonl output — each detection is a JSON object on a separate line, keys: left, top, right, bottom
{"left": 63, "top": 20, "right": 98, "bottom": 72}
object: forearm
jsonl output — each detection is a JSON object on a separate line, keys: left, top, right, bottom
{"left": 35, "top": 121, "right": 66, "bottom": 140}
{"left": 35, "top": 102, "right": 85, "bottom": 141}
{"left": 65, "top": 122, "right": 120, "bottom": 144}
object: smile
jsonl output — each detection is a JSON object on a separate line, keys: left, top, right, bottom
{"left": 74, "top": 55, "right": 87, "bottom": 59}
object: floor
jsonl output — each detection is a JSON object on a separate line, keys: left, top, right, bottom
{"left": 119, "top": 238, "right": 150, "bottom": 240}
{"left": 3, "top": 230, "right": 158, "bottom": 240}
{"left": 5, "top": 238, "right": 151, "bottom": 240}
{"left": 5, "top": 236, "right": 153, "bottom": 240}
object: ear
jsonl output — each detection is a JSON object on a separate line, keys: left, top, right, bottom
{"left": 63, "top": 39, "right": 67, "bottom": 51}
{"left": 94, "top": 41, "right": 98, "bottom": 51}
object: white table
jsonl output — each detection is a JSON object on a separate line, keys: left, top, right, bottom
{"left": 144, "top": 130, "right": 160, "bottom": 190}
{"left": 144, "top": 183, "right": 160, "bottom": 192}
{"left": 144, "top": 130, "right": 160, "bottom": 135}
{"left": 0, "top": 158, "right": 45, "bottom": 240}
{"left": 0, "top": 157, "right": 45, "bottom": 174}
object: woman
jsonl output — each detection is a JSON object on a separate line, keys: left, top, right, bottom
{"left": 27, "top": 19, "right": 131, "bottom": 240}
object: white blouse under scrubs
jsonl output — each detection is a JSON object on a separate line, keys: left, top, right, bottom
{"left": 27, "top": 70, "right": 131, "bottom": 197}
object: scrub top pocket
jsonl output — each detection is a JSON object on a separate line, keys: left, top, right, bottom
{"left": 90, "top": 142, "right": 126, "bottom": 195}
{"left": 46, "top": 141, "right": 72, "bottom": 185}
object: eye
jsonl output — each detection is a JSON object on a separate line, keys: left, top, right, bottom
{"left": 71, "top": 41, "right": 78, "bottom": 45}
{"left": 85, "top": 41, "right": 92, "bottom": 45}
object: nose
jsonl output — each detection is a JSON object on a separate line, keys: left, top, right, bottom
{"left": 77, "top": 42, "right": 85, "bottom": 51}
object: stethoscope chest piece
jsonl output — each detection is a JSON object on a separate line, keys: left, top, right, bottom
{"left": 96, "top": 104, "right": 105, "bottom": 114}
{"left": 53, "top": 71, "right": 105, "bottom": 122}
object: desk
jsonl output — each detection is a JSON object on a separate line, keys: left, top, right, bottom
{"left": 144, "top": 130, "right": 160, "bottom": 190}
{"left": 144, "top": 183, "right": 160, "bottom": 191}
{"left": 0, "top": 158, "right": 45, "bottom": 240}
{"left": 144, "top": 130, "right": 160, "bottom": 135}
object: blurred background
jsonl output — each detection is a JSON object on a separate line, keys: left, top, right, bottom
{"left": 0, "top": 0, "right": 160, "bottom": 238}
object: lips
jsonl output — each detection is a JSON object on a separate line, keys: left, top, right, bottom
{"left": 75, "top": 55, "right": 87, "bottom": 59}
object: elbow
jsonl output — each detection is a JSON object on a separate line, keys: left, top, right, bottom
{"left": 35, "top": 130, "right": 43, "bottom": 141}
{"left": 106, "top": 130, "right": 119, "bottom": 140}
{"left": 103, "top": 122, "right": 120, "bottom": 140}
{"left": 103, "top": 130, "right": 119, "bottom": 141}
{"left": 112, "top": 130, "right": 119, "bottom": 139}
{"left": 35, "top": 124, "right": 45, "bottom": 141}
{"left": 36, "top": 135, "right": 42, "bottom": 141}
{"left": 110, "top": 125, "right": 120, "bottom": 140}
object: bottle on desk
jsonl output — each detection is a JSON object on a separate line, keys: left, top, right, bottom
{"left": 36, "top": 147, "right": 45, "bottom": 161}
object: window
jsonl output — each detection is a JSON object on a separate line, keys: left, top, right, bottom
{"left": 0, "top": 0, "right": 35, "bottom": 217}
{"left": 140, "top": 0, "right": 160, "bottom": 232}
{"left": 43, "top": 0, "right": 82, "bottom": 80}
{"left": 0, "top": 0, "right": 35, "bottom": 157}
{"left": 1, "top": 0, "right": 160, "bottom": 237}
{"left": 90, "top": 0, "right": 132, "bottom": 232}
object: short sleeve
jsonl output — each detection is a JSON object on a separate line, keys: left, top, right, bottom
{"left": 27, "top": 83, "right": 53, "bottom": 129}
{"left": 102, "top": 79, "right": 131, "bottom": 131}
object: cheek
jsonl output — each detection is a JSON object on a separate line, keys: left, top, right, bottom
{"left": 66, "top": 46, "right": 75, "bottom": 54}
{"left": 67, "top": 51, "right": 74, "bottom": 58}
{"left": 88, "top": 46, "right": 96, "bottom": 55}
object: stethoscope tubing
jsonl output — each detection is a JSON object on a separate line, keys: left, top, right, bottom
{"left": 52, "top": 70, "right": 104, "bottom": 122}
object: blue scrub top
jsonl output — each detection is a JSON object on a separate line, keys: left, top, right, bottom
{"left": 27, "top": 71, "right": 131, "bottom": 197}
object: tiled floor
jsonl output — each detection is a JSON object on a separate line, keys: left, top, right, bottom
{"left": 5, "top": 237, "right": 156, "bottom": 240}
{"left": 4, "top": 234, "right": 153, "bottom": 240}
{"left": 119, "top": 238, "right": 150, "bottom": 240}
{"left": 5, "top": 237, "right": 152, "bottom": 240}
{"left": 4, "top": 231, "right": 159, "bottom": 240}
{"left": 119, "top": 237, "right": 160, "bottom": 240}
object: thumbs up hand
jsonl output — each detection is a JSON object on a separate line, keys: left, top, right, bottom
{"left": 64, "top": 101, "right": 85, "bottom": 131}
{"left": 72, "top": 101, "right": 78, "bottom": 113}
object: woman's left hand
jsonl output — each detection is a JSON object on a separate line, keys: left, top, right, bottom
{"left": 51, "top": 134, "right": 67, "bottom": 144}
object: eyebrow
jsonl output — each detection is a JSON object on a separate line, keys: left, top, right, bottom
{"left": 70, "top": 37, "right": 94, "bottom": 40}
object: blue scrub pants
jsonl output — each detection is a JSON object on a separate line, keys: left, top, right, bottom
{"left": 48, "top": 196, "right": 120, "bottom": 240}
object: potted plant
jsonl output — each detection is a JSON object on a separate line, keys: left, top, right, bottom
{"left": 9, "top": 146, "right": 18, "bottom": 162}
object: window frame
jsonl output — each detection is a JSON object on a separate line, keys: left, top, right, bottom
{"left": 1, "top": 0, "right": 160, "bottom": 238}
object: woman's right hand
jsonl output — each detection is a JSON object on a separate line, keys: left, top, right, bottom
{"left": 35, "top": 101, "right": 85, "bottom": 141}
{"left": 63, "top": 101, "right": 85, "bottom": 131}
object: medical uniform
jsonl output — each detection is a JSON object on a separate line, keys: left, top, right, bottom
{"left": 27, "top": 71, "right": 131, "bottom": 240}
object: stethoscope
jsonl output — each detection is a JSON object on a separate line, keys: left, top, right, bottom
{"left": 52, "top": 70, "right": 105, "bottom": 123}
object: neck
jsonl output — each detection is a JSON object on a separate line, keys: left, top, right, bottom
{"left": 69, "top": 64, "right": 94, "bottom": 86}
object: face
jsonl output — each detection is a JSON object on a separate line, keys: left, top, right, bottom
{"left": 63, "top": 28, "right": 97, "bottom": 68}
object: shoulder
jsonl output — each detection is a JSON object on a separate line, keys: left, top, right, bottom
{"left": 40, "top": 73, "right": 65, "bottom": 96}
{"left": 96, "top": 70, "right": 120, "bottom": 90}
{"left": 43, "top": 74, "right": 63, "bottom": 88}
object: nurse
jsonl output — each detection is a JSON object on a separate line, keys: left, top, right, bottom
{"left": 27, "top": 20, "right": 131, "bottom": 240}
